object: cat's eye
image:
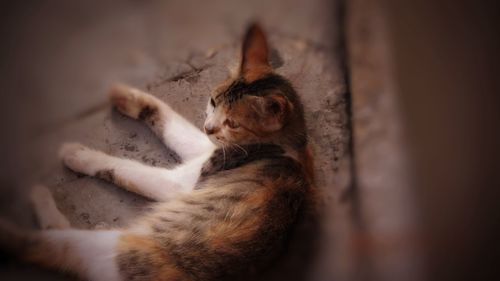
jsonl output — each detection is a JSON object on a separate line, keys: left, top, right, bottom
{"left": 224, "top": 119, "right": 240, "bottom": 129}
{"left": 210, "top": 98, "right": 216, "bottom": 107}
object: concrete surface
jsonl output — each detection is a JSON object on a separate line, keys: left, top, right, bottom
{"left": 0, "top": 0, "right": 350, "bottom": 280}
{"left": 345, "top": 1, "right": 422, "bottom": 280}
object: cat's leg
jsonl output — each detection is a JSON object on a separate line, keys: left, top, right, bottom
{"left": 30, "top": 185, "right": 70, "bottom": 230}
{"left": 59, "top": 143, "right": 209, "bottom": 201}
{"left": 109, "top": 84, "right": 215, "bottom": 162}
{"left": 0, "top": 219, "right": 122, "bottom": 281}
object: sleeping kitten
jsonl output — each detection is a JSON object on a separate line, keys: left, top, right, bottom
{"left": 0, "top": 23, "right": 314, "bottom": 281}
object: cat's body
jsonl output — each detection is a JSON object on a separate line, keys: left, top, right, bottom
{"left": 0, "top": 24, "right": 313, "bottom": 281}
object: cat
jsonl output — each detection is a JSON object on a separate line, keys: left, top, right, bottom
{"left": 0, "top": 23, "right": 314, "bottom": 281}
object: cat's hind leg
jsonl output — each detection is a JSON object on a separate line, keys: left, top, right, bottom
{"left": 30, "top": 185, "right": 70, "bottom": 230}
{"left": 109, "top": 84, "right": 215, "bottom": 162}
{"left": 0, "top": 219, "right": 123, "bottom": 281}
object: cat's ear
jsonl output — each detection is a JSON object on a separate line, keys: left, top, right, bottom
{"left": 250, "top": 94, "right": 291, "bottom": 132}
{"left": 240, "top": 23, "right": 272, "bottom": 82}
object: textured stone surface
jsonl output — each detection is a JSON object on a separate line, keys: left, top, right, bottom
{"left": 344, "top": 1, "right": 422, "bottom": 281}
{"left": 0, "top": 0, "right": 350, "bottom": 280}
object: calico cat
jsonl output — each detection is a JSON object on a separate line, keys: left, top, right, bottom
{"left": 0, "top": 23, "right": 314, "bottom": 281}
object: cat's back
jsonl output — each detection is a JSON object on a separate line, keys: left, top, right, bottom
{"left": 119, "top": 144, "right": 309, "bottom": 280}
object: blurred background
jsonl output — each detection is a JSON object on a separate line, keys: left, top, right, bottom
{"left": 0, "top": 0, "right": 499, "bottom": 280}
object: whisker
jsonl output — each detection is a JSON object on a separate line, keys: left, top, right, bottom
{"left": 220, "top": 141, "right": 227, "bottom": 169}
{"left": 232, "top": 143, "right": 248, "bottom": 157}
{"left": 223, "top": 145, "right": 227, "bottom": 169}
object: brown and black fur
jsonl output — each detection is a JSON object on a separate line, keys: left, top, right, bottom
{"left": 0, "top": 23, "right": 314, "bottom": 281}
{"left": 115, "top": 24, "right": 313, "bottom": 281}
{"left": 117, "top": 157, "right": 308, "bottom": 280}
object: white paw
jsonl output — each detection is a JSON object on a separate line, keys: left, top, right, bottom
{"left": 30, "top": 185, "right": 70, "bottom": 230}
{"left": 59, "top": 142, "right": 102, "bottom": 175}
{"left": 109, "top": 84, "right": 151, "bottom": 119}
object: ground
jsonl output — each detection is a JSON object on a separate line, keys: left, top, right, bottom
{"left": 0, "top": 0, "right": 350, "bottom": 280}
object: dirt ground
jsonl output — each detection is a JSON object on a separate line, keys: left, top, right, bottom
{"left": 0, "top": 0, "right": 350, "bottom": 280}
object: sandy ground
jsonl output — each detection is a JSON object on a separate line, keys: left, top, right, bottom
{"left": 0, "top": 0, "right": 350, "bottom": 280}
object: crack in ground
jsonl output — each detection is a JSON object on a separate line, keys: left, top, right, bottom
{"left": 32, "top": 57, "right": 212, "bottom": 139}
{"left": 147, "top": 61, "right": 213, "bottom": 91}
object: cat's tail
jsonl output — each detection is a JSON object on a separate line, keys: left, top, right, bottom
{"left": 0, "top": 219, "right": 123, "bottom": 281}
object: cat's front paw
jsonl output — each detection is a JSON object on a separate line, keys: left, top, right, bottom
{"left": 109, "top": 84, "right": 152, "bottom": 119}
{"left": 59, "top": 142, "right": 103, "bottom": 175}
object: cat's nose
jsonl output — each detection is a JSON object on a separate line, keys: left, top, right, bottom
{"left": 204, "top": 125, "right": 219, "bottom": 135}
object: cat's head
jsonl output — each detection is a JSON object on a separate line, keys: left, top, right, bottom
{"left": 204, "top": 23, "right": 306, "bottom": 148}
